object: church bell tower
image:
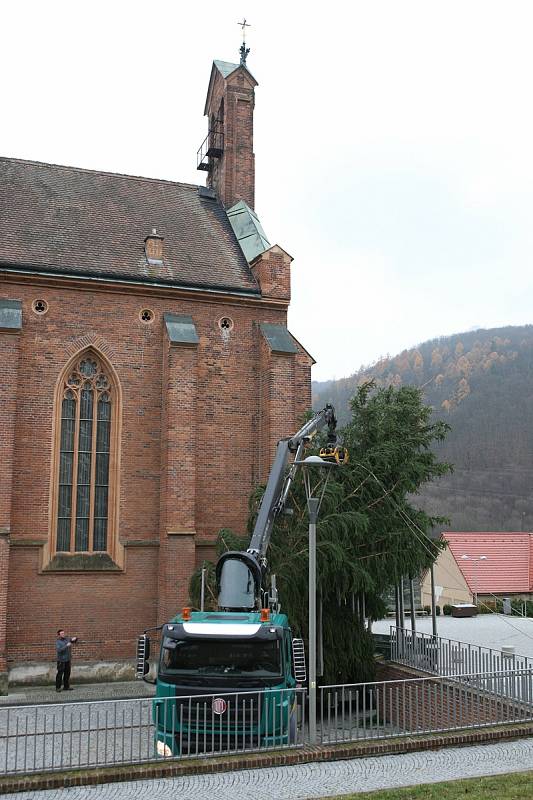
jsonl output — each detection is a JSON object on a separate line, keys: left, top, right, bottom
{"left": 197, "top": 34, "right": 258, "bottom": 210}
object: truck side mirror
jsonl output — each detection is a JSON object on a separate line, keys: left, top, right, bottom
{"left": 136, "top": 634, "right": 150, "bottom": 678}
{"left": 292, "top": 638, "right": 307, "bottom": 683}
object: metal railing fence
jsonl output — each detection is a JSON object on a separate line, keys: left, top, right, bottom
{"left": 4, "top": 668, "right": 533, "bottom": 775}
{"left": 390, "top": 626, "right": 533, "bottom": 683}
{"left": 320, "top": 667, "right": 533, "bottom": 745}
{"left": 1, "top": 687, "right": 305, "bottom": 777}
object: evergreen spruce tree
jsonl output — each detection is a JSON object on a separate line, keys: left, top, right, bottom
{"left": 190, "top": 381, "right": 452, "bottom": 683}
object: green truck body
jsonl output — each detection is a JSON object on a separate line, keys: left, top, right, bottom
{"left": 152, "top": 610, "right": 298, "bottom": 755}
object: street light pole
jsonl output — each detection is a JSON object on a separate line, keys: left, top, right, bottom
{"left": 295, "top": 454, "right": 341, "bottom": 747}
{"left": 476, "top": 555, "right": 487, "bottom": 606}
{"left": 307, "top": 497, "right": 319, "bottom": 745}
{"left": 430, "top": 563, "right": 437, "bottom": 638}
{"left": 461, "top": 554, "right": 487, "bottom": 606}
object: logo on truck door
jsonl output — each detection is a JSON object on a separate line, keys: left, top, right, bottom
{"left": 212, "top": 698, "right": 227, "bottom": 715}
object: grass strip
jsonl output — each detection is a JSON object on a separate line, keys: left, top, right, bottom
{"left": 318, "top": 769, "right": 533, "bottom": 799}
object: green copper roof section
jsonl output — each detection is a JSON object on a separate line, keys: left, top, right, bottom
{"left": 214, "top": 60, "right": 240, "bottom": 79}
{"left": 213, "top": 60, "right": 257, "bottom": 82}
{"left": 0, "top": 299, "right": 22, "bottom": 330}
{"left": 164, "top": 313, "right": 199, "bottom": 345}
{"left": 260, "top": 323, "right": 298, "bottom": 354}
{"left": 226, "top": 200, "right": 271, "bottom": 264}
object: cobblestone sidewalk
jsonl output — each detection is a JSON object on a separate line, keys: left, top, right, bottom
{"left": 5, "top": 736, "right": 533, "bottom": 799}
{"left": 0, "top": 681, "right": 154, "bottom": 706}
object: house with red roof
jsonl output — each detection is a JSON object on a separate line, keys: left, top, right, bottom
{"left": 421, "top": 532, "right": 533, "bottom": 610}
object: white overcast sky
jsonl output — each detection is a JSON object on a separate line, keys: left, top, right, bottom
{"left": 3, "top": 1, "right": 533, "bottom": 381}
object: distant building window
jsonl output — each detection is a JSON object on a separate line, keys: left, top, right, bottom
{"left": 53, "top": 352, "right": 119, "bottom": 554}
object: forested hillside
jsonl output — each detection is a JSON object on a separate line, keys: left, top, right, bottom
{"left": 313, "top": 326, "right": 533, "bottom": 532}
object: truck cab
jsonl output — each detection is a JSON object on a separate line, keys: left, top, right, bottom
{"left": 144, "top": 609, "right": 302, "bottom": 755}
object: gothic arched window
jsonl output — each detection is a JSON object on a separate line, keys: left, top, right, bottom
{"left": 54, "top": 354, "right": 116, "bottom": 554}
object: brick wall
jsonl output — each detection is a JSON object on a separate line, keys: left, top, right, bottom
{"left": 0, "top": 326, "right": 20, "bottom": 687}
{"left": 157, "top": 333, "right": 199, "bottom": 621}
{"left": 252, "top": 247, "right": 291, "bottom": 301}
{"left": 0, "top": 534, "right": 9, "bottom": 690}
{"left": 374, "top": 662, "right": 530, "bottom": 732}
{"left": 1, "top": 279, "right": 312, "bottom": 671}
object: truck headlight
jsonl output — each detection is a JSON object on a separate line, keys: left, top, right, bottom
{"left": 156, "top": 739, "right": 172, "bottom": 757}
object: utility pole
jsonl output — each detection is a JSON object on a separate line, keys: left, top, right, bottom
{"left": 430, "top": 563, "right": 437, "bottom": 638}
{"left": 461, "top": 554, "right": 487, "bottom": 606}
{"left": 409, "top": 577, "right": 416, "bottom": 635}
{"left": 308, "top": 497, "right": 319, "bottom": 745}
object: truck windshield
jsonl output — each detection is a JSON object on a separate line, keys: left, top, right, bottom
{"left": 160, "top": 637, "right": 281, "bottom": 677}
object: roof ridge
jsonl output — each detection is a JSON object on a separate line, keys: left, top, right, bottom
{"left": 446, "top": 531, "right": 530, "bottom": 535}
{"left": 0, "top": 155, "right": 201, "bottom": 191}
{"left": 214, "top": 58, "right": 240, "bottom": 68}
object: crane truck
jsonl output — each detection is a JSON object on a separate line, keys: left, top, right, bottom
{"left": 136, "top": 404, "right": 346, "bottom": 756}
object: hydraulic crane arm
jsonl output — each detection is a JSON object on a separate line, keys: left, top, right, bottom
{"left": 247, "top": 404, "right": 338, "bottom": 559}
{"left": 216, "top": 404, "right": 344, "bottom": 612}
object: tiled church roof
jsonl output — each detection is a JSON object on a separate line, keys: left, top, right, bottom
{"left": 0, "top": 157, "right": 260, "bottom": 294}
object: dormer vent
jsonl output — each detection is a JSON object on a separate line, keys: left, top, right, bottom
{"left": 144, "top": 228, "right": 164, "bottom": 265}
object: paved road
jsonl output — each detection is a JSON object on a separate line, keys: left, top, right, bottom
{"left": 1, "top": 697, "right": 155, "bottom": 773}
{"left": 374, "top": 614, "right": 533, "bottom": 658}
{"left": 5, "top": 737, "right": 533, "bottom": 799}
{"left": 1, "top": 694, "right": 378, "bottom": 774}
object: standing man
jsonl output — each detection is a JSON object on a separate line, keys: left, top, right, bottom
{"left": 55, "top": 629, "right": 77, "bottom": 692}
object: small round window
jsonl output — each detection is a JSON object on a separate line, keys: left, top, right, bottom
{"left": 218, "top": 317, "right": 234, "bottom": 331}
{"left": 140, "top": 309, "right": 154, "bottom": 323}
{"left": 32, "top": 299, "right": 48, "bottom": 315}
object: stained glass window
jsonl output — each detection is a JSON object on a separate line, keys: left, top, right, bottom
{"left": 56, "top": 355, "right": 113, "bottom": 553}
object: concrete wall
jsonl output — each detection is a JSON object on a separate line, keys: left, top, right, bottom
{"left": 421, "top": 547, "right": 472, "bottom": 608}
{"left": 376, "top": 662, "right": 527, "bottom": 731}
{"left": 8, "top": 659, "right": 137, "bottom": 687}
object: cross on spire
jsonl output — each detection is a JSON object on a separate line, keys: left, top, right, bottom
{"left": 238, "top": 18, "right": 251, "bottom": 66}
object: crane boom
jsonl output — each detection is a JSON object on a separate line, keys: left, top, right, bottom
{"left": 216, "top": 404, "right": 341, "bottom": 612}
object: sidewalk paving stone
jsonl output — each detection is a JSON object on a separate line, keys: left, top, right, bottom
{"left": 3, "top": 735, "right": 533, "bottom": 799}
{"left": 0, "top": 681, "right": 155, "bottom": 707}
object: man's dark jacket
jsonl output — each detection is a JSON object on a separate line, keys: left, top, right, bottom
{"left": 56, "top": 637, "right": 73, "bottom": 663}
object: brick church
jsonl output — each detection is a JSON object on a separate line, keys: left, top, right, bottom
{"left": 0, "top": 56, "right": 312, "bottom": 692}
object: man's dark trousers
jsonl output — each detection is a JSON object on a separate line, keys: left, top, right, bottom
{"left": 56, "top": 660, "right": 71, "bottom": 690}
